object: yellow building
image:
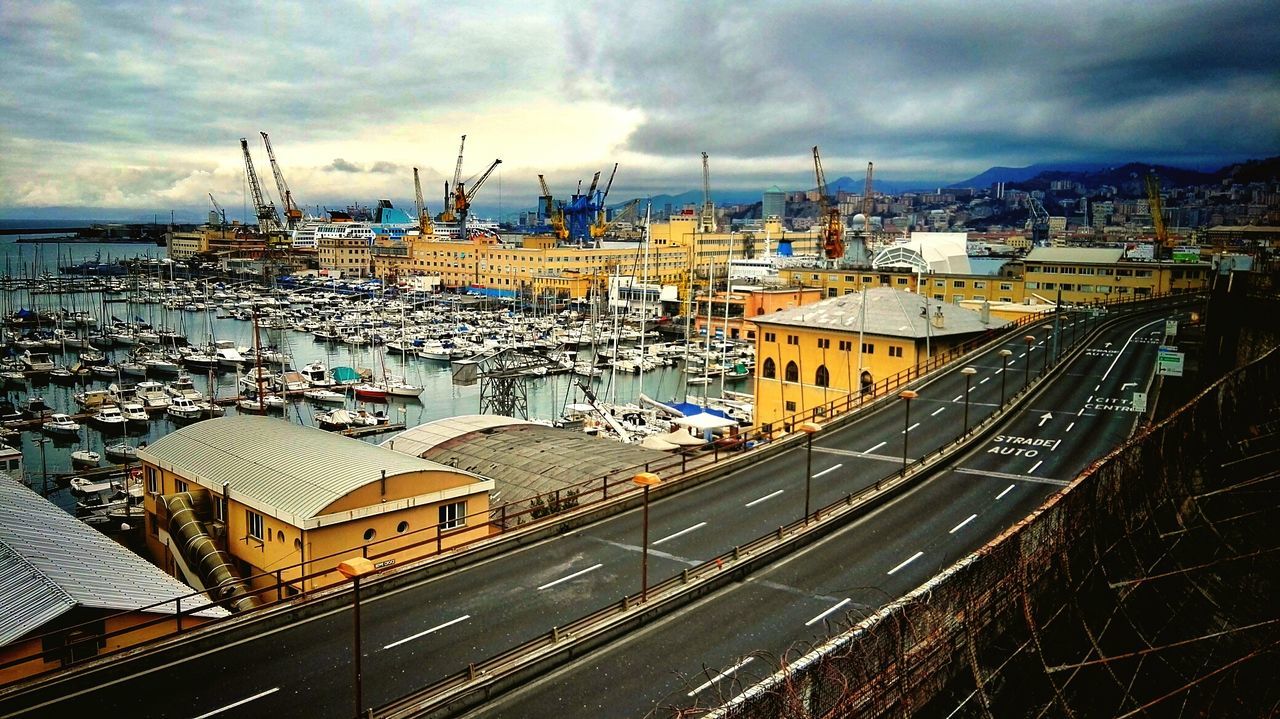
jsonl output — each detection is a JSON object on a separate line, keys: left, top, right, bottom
{"left": 138, "top": 416, "right": 494, "bottom": 597}
{"left": 166, "top": 230, "right": 208, "bottom": 261}
{"left": 778, "top": 266, "right": 923, "bottom": 298}
{"left": 1021, "top": 247, "right": 1211, "bottom": 302}
{"left": 0, "top": 475, "right": 226, "bottom": 683}
{"left": 752, "top": 287, "right": 1005, "bottom": 428}
{"left": 365, "top": 215, "right": 822, "bottom": 301}
{"left": 318, "top": 235, "right": 371, "bottom": 278}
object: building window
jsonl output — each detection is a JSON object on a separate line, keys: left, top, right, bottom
{"left": 764, "top": 331, "right": 776, "bottom": 342}
{"left": 785, "top": 401, "right": 797, "bottom": 412}
{"left": 786, "top": 334, "right": 798, "bottom": 345}
{"left": 815, "top": 365, "right": 830, "bottom": 387}
{"left": 215, "top": 496, "right": 226, "bottom": 522}
{"left": 1026, "top": 282, "right": 1039, "bottom": 289}
{"left": 896, "top": 277, "right": 908, "bottom": 285}
{"left": 439, "top": 501, "right": 466, "bottom": 531}
{"left": 838, "top": 340, "right": 852, "bottom": 351}
{"left": 363, "top": 528, "right": 377, "bottom": 542}
{"left": 1000, "top": 283, "right": 1012, "bottom": 291}
{"left": 817, "top": 338, "right": 830, "bottom": 349}
{"left": 953, "top": 280, "right": 965, "bottom": 288}
{"left": 246, "top": 510, "right": 264, "bottom": 541}
{"left": 175, "top": 479, "right": 188, "bottom": 494}
{"left": 784, "top": 361, "right": 799, "bottom": 382}
{"left": 145, "top": 467, "right": 158, "bottom": 494}
{"left": 397, "top": 521, "right": 409, "bottom": 533}
{"left": 888, "top": 346, "right": 904, "bottom": 358}
{"left": 862, "top": 343, "right": 875, "bottom": 354}
{"left": 762, "top": 357, "right": 776, "bottom": 379}
{"left": 974, "top": 281, "right": 986, "bottom": 289}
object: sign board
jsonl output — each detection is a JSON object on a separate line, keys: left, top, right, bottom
{"left": 1132, "top": 391, "right": 1148, "bottom": 412}
{"left": 374, "top": 559, "right": 396, "bottom": 569}
{"left": 1165, "top": 320, "right": 1178, "bottom": 337}
{"left": 1156, "top": 349, "right": 1185, "bottom": 377}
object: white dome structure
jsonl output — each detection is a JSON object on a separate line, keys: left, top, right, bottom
{"left": 871, "top": 232, "right": 974, "bottom": 274}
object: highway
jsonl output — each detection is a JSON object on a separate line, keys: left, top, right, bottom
{"left": 0, "top": 302, "right": 1188, "bottom": 719}
{"left": 464, "top": 308, "right": 1182, "bottom": 717}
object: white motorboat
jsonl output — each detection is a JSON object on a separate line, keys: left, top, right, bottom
{"left": 42, "top": 413, "right": 80, "bottom": 435}
{"left": 384, "top": 377, "right": 423, "bottom": 399}
{"left": 303, "top": 388, "right": 346, "bottom": 404}
{"left": 70, "top": 449, "right": 101, "bottom": 469}
{"left": 104, "top": 442, "right": 139, "bottom": 463}
{"left": 164, "top": 374, "right": 205, "bottom": 401}
{"left": 120, "top": 402, "right": 150, "bottom": 423}
{"left": 142, "top": 356, "right": 181, "bottom": 375}
{"left": 166, "top": 396, "right": 203, "bottom": 421}
{"left": 299, "top": 361, "right": 334, "bottom": 387}
{"left": 20, "top": 350, "right": 54, "bottom": 373}
{"left": 134, "top": 380, "right": 171, "bottom": 410}
{"left": 92, "top": 405, "right": 127, "bottom": 427}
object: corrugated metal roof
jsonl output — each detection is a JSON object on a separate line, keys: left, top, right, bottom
{"left": 383, "top": 417, "right": 670, "bottom": 507}
{"left": 753, "top": 286, "right": 1004, "bottom": 338}
{"left": 0, "top": 476, "right": 227, "bottom": 645}
{"left": 139, "top": 416, "right": 475, "bottom": 524}
{"left": 1025, "top": 247, "right": 1125, "bottom": 264}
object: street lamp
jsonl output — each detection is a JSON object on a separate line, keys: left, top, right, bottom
{"left": 998, "top": 349, "right": 1013, "bottom": 406}
{"left": 898, "top": 390, "right": 918, "bottom": 474}
{"left": 1043, "top": 331, "right": 1050, "bottom": 373}
{"left": 798, "top": 422, "right": 821, "bottom": 523}
{"left": 1023, "top": 335, "right": 1035, "bottom": 389}
{"left": 338, "top": 557, "right": 376, "bottom": 718}
{"left": 633, "top": 472, "right": 662, "bottom": 603}
{"left": 960, "top": 367, "right": 977, "bottom": 435}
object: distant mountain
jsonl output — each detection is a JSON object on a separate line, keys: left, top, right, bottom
{"left": 638, "top": 176, "right": 932, "bottom": 210}
{"left": 950, "top": 163, "right": 1116, "bottom": 189}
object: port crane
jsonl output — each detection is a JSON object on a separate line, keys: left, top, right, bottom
{"left": 538, "top": 174, "right": 568, "bottom": 241}
{"left": 260, "top": 131, "right": 302, "bottom": 230}
{"left": 591, "top": 197, "right": 642, "bottom": 239}
{"left": 452, "top": 157, "right": 502, "bottom": 237}
{"left": 240, "top": 137, "right": 280, "bottom": 233}
{"left": 700, "top": 152, "right": 716, "bottom": 233}
{"left": 413, "top": 168, "right": 434, "bottom": 238}
{"left": 1027, "top": 195, "right": 1050, "bottom": 246}
{"left": 812, "top": 146, "right": 844, "bottom": 259}
{"left": 208, "top": 193, "right": 227, "bottom": 229}
{"left": 588, "top": 164, "right": 621, "bottom": 240}
{"left": 1144, "top": 171, "right": 1171, "bottom": 256}
{"left": 863, "top": 162, "right": 874, "bottom": 224}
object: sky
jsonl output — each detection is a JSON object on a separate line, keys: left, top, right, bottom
{"left": 1, "top": 0, "right": 1276, "bottom": 220}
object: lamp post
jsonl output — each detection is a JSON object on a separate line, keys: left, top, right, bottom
{"left": 1043, "top": 331, "right": 1050, "bottom": 373}
{"left": 898, "top": 390, "right": 918, "bottom": 474}
{"left": 338, "top": 557, "right": 376, "bottom": 719}
{"left": 633, "top": 472, "right": 662, "bottom": 603}
{"left": 798, "top": 422, "right": 820, "bottom": 523}
{"left": 1023, "top": 335, "right": 1034, "bottom": 389}
{"left": 960, "top": 367, "right": 977, "bottom": 435}
{"left": 998, "top": 349, "right": 1013, "bottom": 406}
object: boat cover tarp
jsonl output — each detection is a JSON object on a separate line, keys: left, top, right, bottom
{"left": 331, "top": 366, "right": 361, "bottom": 383}
{"left": 667, "top": 402, "right": 730, "bottom": 420}
{"left": 659, "top": 429, "right": 706, "bottom": 446}
{"left": 638, "top": 435, "right": 680, "bottom": 451}
{"left": 670, "top": 412, "right": 738, "bottom": 430}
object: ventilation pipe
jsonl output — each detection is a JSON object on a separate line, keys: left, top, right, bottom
{"left": 165, "top": 491, "right": 260, "bottom": 613}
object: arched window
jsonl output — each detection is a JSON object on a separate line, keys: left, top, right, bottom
{"left": 815, "top": 365, "right": 830, "bottom": 387}
{"left": 762, "top": 357, "right": 777, "bottom": 379}
{"left": 784, "top": 361, "right": 799, "bottom": 382}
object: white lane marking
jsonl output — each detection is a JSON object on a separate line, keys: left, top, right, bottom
{"left": 813, "top": 463, "right": 843, "bottom": 478}
{"left": 949, "top": 514, "right": 978, "bottom": 534}
{"left": 1065, "top": 422, "right": 1075, "bottom": 433}
{"left": 192, "top": 688, "right": 281, "bottom": 719}
{"left": 902, "top": 422, "right": 920, "bottom": 433}
{"left": 979, "top": 377, "right": 991, "bottom": 384}
{"left": 1029, "top": 460, "right": 1043, "bottom": 474}
{"left": 952, "top": 394, "right": 963, "bottom": 402}
{"left": 805, "top": 598, "right": 853, "bottom": 626}
{"left": 1086, "top": 396, "right": 1093, "bottom": 403}
{"left": 967, "top": 386, "right": 976, "bottom": 393}
{"left": 384, "top": 615, "right": 472, "bottom": 650}
{"left": 1101, "top": 318, "right": 1165, "bottom": 382}
{"left": 745, "top": 489, "right": 783, "bottom": 507}
{"left": 537, "top": 563, "right": 603, "bottom": 590}
{"left": 653, "top": 522, "right": 707, "bottom": 546}
{"left": 955, "top": 467, "right": 1069, "bottom": 487}
{"left": 864, "top": 441, "right": 887, "bottom": 453}
{"left": 994, "top": 368, "right": 1004, "bottom": 374}
{"left": 887, "top": 551, "right": 924, "bottom": 575}
{"left": 687, "top": 656, "right": 756, "bottom": 697}
{"left": 931, "top": 407, "right": 946, "bottom": 416}
{"left": 1019, "top": 352, "right": 1027, "bottom": 358}
{"left": 1077, "top": 407, "right": 1086, "bottom": 416}
{"left": 1094, "top": 384, "right": 1100, "bottom": 391}
{"left": 996, "top": 484, "right": 1016, "bottom": 500}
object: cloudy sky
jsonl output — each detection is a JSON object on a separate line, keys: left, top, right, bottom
{"left": 1, "top": 0, "right": 1275, "bottom": 219}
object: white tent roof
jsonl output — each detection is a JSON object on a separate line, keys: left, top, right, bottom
{"left": 639, "top": 435, "right": 681, "bottom": 451}
{"left": 670, "top": 412, "right": 739, "bottom": 430}
{"left": 660, "top": 429, "right": 707, "bottom": 446}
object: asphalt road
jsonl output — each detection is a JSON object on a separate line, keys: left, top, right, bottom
{"left": 463, "top": 308, "right": 1182, "bottom": 718}
{"left": 0, "top": 302, "right": 1188, "bottom": 719}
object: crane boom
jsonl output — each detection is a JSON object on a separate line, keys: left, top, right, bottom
{"left": 260, "top": 131, "right": 301, "bottom": 229}
{"left": 812, "top": 146, "right": 844, "bottom": 259}
{"left": 700, "top": 151, "right": 715, "bottom": 232}
{"left": 240, "top": 137, "right": 279, "bottom": 233}
{"left": 863, "top": 162, "right": 874, "bottom": 224}
{"left": 452, "top": 158, "right": 501, "bottom": 237}
{"left": 600, "top": 163, "right": 618, "bottom": 202}
{"left": 208, "top": 193, "right": 226, "bottom": 228}
{"left": 452, "top": 135, "right": 466, "bottom": 195}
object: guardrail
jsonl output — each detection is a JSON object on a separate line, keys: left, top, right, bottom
{"left": 0, "top": 289, "right": 1204, "bottom": 689}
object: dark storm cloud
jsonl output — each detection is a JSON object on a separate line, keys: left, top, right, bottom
{"left": 566, "top": 0, "right": 1279, "bottom": 175}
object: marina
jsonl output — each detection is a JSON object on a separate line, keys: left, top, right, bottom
{"left": 0, "top": 241, "right": 754, "bottom": 521}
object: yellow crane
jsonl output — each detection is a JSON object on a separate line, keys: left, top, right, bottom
{"left": 1144, "top": 172, "right": 1170, "bottom": 255}
{"left": 539, "top": 174, "right": 568, "bottom": 240}
{"left": 812, "top": 146, "right": 844, "bottom": 259}
{"left": 412, "top": 167, "right": 433, "bottom": 237}
{"left": 591, "top": 198, "right": 641, "bottom": 239}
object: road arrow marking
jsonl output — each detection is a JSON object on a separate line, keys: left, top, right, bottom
{"left": 1105, "top": 342, "right": 1113, "bottom": 348}
{"left": 1038, "top": 412, "right": 1053, "bottom": 427}
{"left": 1121, "top": 382, "right": 1137, "bottom": 390}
